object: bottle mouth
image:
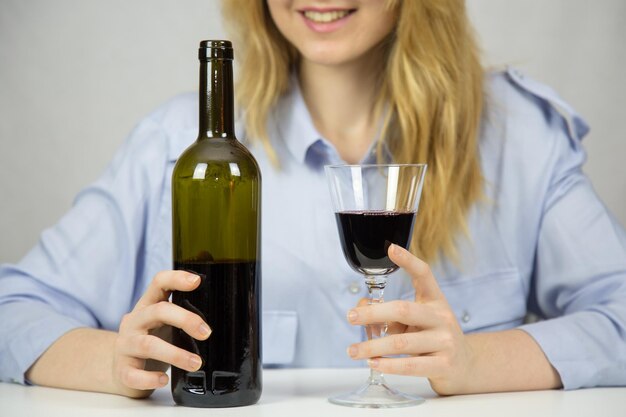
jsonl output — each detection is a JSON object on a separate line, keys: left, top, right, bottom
{"left": 199, "top": 40, "right": 233, "bottom": 60}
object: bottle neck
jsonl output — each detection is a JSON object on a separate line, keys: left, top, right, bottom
{"left": 199, "top": 59, "right": 235, "bottom": 138}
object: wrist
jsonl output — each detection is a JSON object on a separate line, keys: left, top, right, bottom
{"left": 428, "top": 333, "right": 478, "bottom": 396}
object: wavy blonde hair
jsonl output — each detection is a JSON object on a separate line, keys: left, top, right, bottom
{"left": 221, "top": 0, "right": 484, "bottom": 263}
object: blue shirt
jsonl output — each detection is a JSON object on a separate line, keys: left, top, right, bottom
{"left": 1, "top": 68, "right": 625, "bottom": 389}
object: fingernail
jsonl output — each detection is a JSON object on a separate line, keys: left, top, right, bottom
{"left": 186, "top": 274, "right": 199, "bottom": 284}
{"left": 159, "top": 374, "right": 168, "bottom": 385}
{"left": 368, "top": 359, "right": 379, "bottom": 368}
{"left": 199, "top": 323, "right": 211, "bottom": 337}
{"left": 189, "top": 355, "right": 202, "bottom": 370}
{"left": 390, "top": 244, "right": 400, "bottom": 256}
{"left": 347, "top": 310, "right": 358, "bottom": 322}
{"left": 347, "top": 345, "right": 358, "bottom": 358}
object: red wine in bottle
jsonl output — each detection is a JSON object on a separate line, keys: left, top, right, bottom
{"left": 171, "top": 40, "right": 262, "bottom": 408}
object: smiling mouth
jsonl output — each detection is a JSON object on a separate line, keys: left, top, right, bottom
{"left": 301, "top": 9, "right": 356, "bottom": 23}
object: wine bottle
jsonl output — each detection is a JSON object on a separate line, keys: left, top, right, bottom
{"left": 171, "top": 40, "right": 262, "bottom": 408}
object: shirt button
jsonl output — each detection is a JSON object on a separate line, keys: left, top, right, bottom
{"left": 348, "top": 281, "right": 361, "bottom": 295}
{"left": 461, "top": 311, "right": 471, "bottom": 323}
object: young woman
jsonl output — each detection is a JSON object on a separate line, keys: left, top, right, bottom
{"left": 1, "top": 0, "right": 625, "bottom": 398}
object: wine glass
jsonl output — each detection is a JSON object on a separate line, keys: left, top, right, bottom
{"left": 325, "top": 163, "right": 427, "bottom": 408}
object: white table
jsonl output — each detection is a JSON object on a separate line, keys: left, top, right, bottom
{"left": 2, "top": 368, "right": 625, "bottom": 417}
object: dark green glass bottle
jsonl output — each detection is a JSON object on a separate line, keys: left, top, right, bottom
{"left": 171, "top": 40, "right": 262, "bottom": 408}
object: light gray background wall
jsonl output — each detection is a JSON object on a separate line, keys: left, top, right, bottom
{"left": 1, "top": 0, "right": 625, "bottom": 263}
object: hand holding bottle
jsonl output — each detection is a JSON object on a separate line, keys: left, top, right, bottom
{"left": 112, "top": 271, "right": 211, "bottom": 396}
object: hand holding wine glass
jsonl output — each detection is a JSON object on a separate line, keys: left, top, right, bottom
{"left": 325, "top": 164, "right": 427, "bottom": 408}
{"left": 346, "top": 244, "right": 475, "bottom": 396}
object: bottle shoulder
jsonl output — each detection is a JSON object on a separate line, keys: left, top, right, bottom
{"left": 173, "top": 138, "right": 260, "bottom": 180}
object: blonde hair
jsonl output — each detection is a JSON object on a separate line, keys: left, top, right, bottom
{"left": 221, "top": 0, "right": 484, "bottom": 263}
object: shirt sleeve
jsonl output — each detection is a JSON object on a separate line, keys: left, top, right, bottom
{"left": 519, "top": 117, "right": 626, "bottom": 389}
{"left": 0, "top": 117, "right": 170, "bottom": 384}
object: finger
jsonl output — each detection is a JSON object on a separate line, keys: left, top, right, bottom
{"left": 119, "top": 365, "right": 169, "bottom": 391}
{"left": 135, "top": 271, "right": 201, "bottom": 310}
{"left": 130, "top": 301, "right": 211, "bottom": 340}
{"left": 347, "top": 300, "right": 438, "bottom": 328}
{"left": 368, "top": 355, "right": 442, "bottom": 377}
{"left": 388, "top": 244, "right": 443, "bottom": 302}
{"left": 120, "top": 334, "right": 203, "bottom": 373}
{"left": 348, "top": 330, "right": 441, "bottom": 359}
{"left": 354, "top": 299, "right": 409, "bottom": 335}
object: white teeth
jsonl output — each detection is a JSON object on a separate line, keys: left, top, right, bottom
{"left": 303, "top": 10, "right": 350, "bottom": 23}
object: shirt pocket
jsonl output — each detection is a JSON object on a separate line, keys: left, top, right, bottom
{"left": 402, "top": 268, "right": 526, "bottom": 333}
{"left": 263, "top": 310, "right": 298, "bottom": 365}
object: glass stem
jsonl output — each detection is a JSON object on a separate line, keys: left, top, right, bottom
{"left": 365, "top": 275, "right": 388, "bottom": 386}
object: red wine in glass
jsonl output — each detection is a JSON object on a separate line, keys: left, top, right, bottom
{"left": 335, "top": 211, "right": 416, "bottom": 275}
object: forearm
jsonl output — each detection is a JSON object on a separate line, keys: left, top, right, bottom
{"left": 458, "top": 329, "right": 562, "bottom": 394}
{"left": 25, "top": 328, "right": 149, "bottom": 398}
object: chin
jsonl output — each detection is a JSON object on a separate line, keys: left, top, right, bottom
{"left": 299, "top": 44, "right": 362, "bottom": 67}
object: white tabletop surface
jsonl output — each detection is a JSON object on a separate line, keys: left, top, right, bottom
{"left": 2, "top": 368, "right": 625, "bottom": 417}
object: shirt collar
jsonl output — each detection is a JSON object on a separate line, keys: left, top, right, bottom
{"left": 273, "top": 75, "right": 389, "bottom": 170}
{"left": 273, "top": 75, "right": 322, "bottom": 166}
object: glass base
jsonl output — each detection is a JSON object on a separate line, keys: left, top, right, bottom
{"left": 328, "top": 379, "right": 425, "bottom": 409}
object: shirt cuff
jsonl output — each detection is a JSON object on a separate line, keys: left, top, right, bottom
{"left": 1, "top": 301, "right": 87, "bottom": 385}
{"left": 519, "top": 312, "right": 609, "bottom": 390}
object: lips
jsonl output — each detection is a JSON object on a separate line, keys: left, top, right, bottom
{"left": 302, "top": 9, "right": 353, "bottom": 23}
{"left": 298, "top": 8, "right": 356, "bottom": 33}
